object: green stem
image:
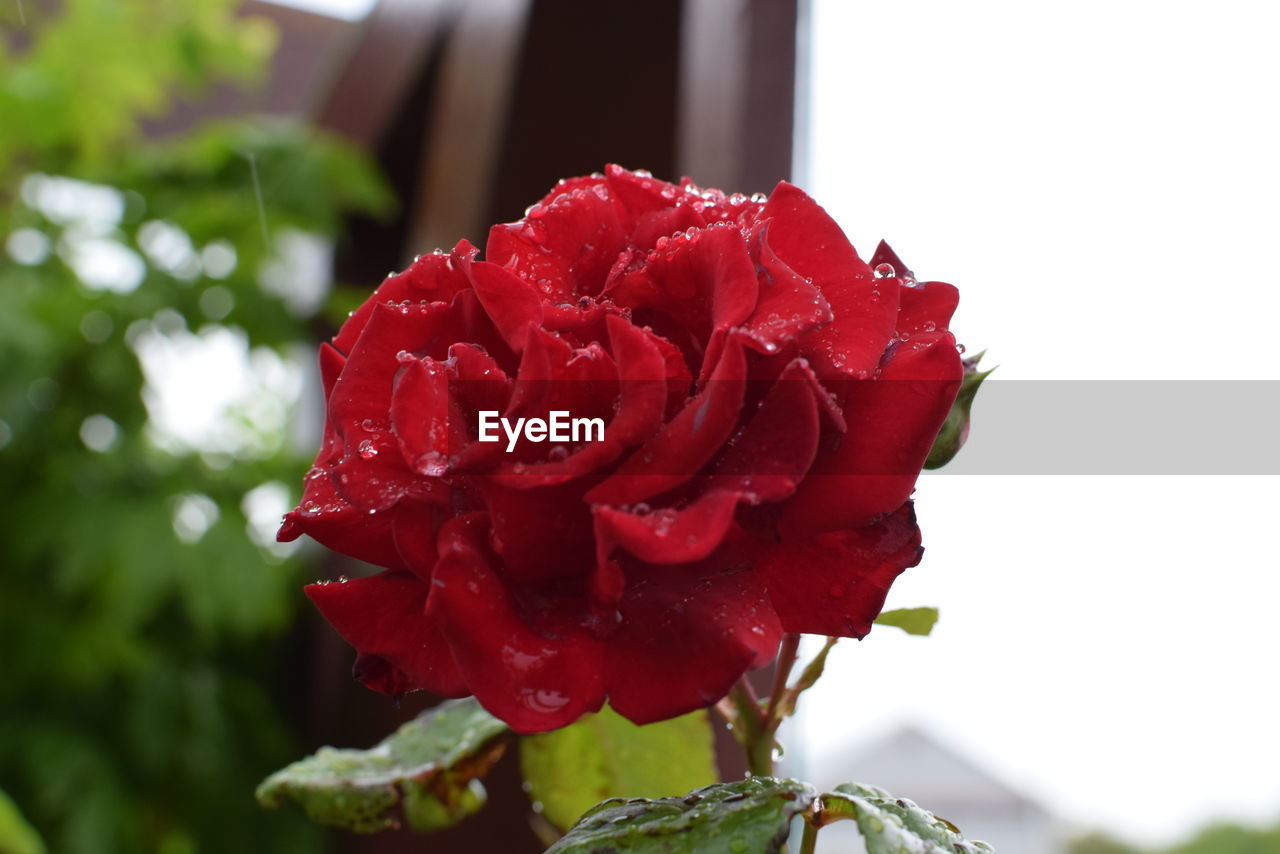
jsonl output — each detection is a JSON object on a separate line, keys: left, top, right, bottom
{"left": 798, "top": 818, "right": 819, "bottom": 854}
{"left": 764, "top": 632, "right": 801, "bottom": 724}
{"left": 728, "top": 678, "right": 775, "bottom": 777}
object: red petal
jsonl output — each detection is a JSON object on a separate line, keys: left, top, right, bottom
{"left": 306, "top": 571, "right": 467, "bottom": 697}
{"left": 710, "top": 359, "right": 823, "bottom": 503}
{"left": 605, "top": 222, "right": 758, "bottom": 351}
{"left": 333, "top": 243, "right": 475, "bottom": 355}
{"left": 741, "top": 221, "right": 834, "bottom": 354}
{"left": 781, "top": 331, "right": 963, "bottom": 535}
{"left": 604, "top": 164, "right": 680, "bottom": 228}
{"left": 755, "top": 502, "right": 922, "bottom": 638}
{"left": 486, "top": 316, "right": 668, "bottom": 488}
{"left": 593, "top": 489, "right": 740, "bottom": 565}
{"left": 487, "top": 183, "right": 626, "bottom": 301}
{"left": 389, "top": 356, "right": 456, "bottom": 476}
{"left": 466, "top": 260, "right": 544, "bottom": 354}
{"left": 478, "top": 478, "right": 595, "bottom": 584}
{"left": 606, "top": 562, "right": 781, "bottom": 725}
{"left": 278, "top": 467, "right": 407, "bottom": 571}
{"left": 427, "top": 515, "right": 605, "bottom": 733}
{"left": 897, "top": 281, "right": 960, "bottom": 336}
{"left": 760, "top": 182, "right": 897, "bottom": 378}
{"left": 585, "top": 336, "right": 747, "bottom": 506}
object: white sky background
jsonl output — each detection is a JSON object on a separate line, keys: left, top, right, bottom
{"left": 801, "top": 0, "right": 1280, "bottom": 846}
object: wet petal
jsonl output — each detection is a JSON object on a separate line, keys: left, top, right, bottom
{"left": 306, "top": 571, "right": 468, "bottom": 697}
{"left": 756, "top": 502, "right": 922, "bottom": 638}
{"left": 427, "top": 515, "right": 605, "bottom": 733}
{"left": 606, "top": 563, "right": 780, "bottom": 725}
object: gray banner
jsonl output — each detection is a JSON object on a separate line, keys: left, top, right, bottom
{"left": 931, "top": 380, "right": 1280, "bottom": 475}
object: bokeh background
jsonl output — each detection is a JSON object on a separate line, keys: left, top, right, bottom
{"left": 2, "top": 1, "right": 1276, "bottom": 853}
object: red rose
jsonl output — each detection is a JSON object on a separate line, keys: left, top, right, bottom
{"left": 280, "top": 166, "right": 963, "bottom": 733}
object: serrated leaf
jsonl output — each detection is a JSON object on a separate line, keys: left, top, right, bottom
{"left": 874, "top": 607, "right": 939, "bottom": 636}
{"left": 820, "top": 782, "right": 996, "bottom": 853}
{"left": 255, "top": 698, "right": 508, "bottom": 833}
{"left": 547, "top": 777, "right": 816, "bottom": 854}
{"left": 521, "top": 707, "right": 717, "bottom": 831}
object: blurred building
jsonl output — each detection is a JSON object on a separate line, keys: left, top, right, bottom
{"left": 810, "top": 726, "right": 1064, "bottom": 854}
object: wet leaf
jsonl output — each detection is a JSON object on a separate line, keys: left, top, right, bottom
{"left": 546, "top": 777, "right": 815, "bottom": 854}
{"left": 874, "top": 607, "right": 939, "bottom": 636}
{"left": 521, "top": 707, "right": 716, "bottom": 831}
{"left": 819, "top": 782, "right": 996, "bottom": 853}
{"left": 255, "top": 698, "right": 508, "bottom": 833}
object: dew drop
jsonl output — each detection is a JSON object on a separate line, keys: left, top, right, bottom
{"left": 358, "top": 439, "right": 379, "bottom": 459}
{"left": 873, "top": 262, "right": 896, "bottom": 279}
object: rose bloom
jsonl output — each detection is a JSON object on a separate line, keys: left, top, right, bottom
{"left": 280, "top": 166, "right": 963, "bottom": 733}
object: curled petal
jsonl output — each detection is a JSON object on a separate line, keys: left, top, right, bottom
{"left": 306, "top": 571, "right": 467, "bottom": 697}
{"left": 755, "top": 502, "right": 923, "bottom": 638}
{"left": 741, "top": 222, "right": 834, "bottom": 354}
{"left": 333, "top": 242, "right": 475, "bottom": 355}
{"left": 467, "top": 260, "right": 545, "bottom": 354}
{"left": 710, "top": 358, "right": 824, "bottom": 503}
{"left": 279, "top": 467, "right": 406, "bottom": 571}
{"left": 585, "top": 336, "right": 747, "bottom": 506}
{"left": 487, "top": 182, "right": 626, "bottom": 301}
{"left": 427, "top": 515, "right": 605, "bottom": 733}
{"left": 760, "top": 182, "right": 898, "bottom": 378}
{"left": 606, "top": 562, "right": 781, "bottom": 725}
{"left": 593, "top": 489, "right": 740, "bottom": 566}
{"left": 781, "top": 331, "right": 963, "bottom": 536}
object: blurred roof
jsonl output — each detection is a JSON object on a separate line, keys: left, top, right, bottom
{"left": 818, "top": 725, "right": 1054, "bottom": 817}
{"left": 143, "top": 1, "right": 358, "bottom": 138}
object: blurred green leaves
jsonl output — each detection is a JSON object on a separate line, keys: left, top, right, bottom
{"left": 0, "top": 1, "right": 392, "bottom": 851}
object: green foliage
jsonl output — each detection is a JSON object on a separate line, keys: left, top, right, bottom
{"left": 1070, "top": 821, "right": 1280, "bottom": 854}
{"left": 874, "top": 607, "right": 940, "bottom": 636}
{"left": 0, "top": 789, "right": 45, "bottom": 854}
{"left": 547, "top": 778, "right": 999, "bottom": 854}
{"left": 521, "top": 707, "right": 717, "bottom": 832}
{"left": 547, "top": 777, "right": 816, "bottom": 854}
{"left": 257, "top": 699, "right": 510, "bottom": 834}
{"left": 0, "top": 2, "right": 392, "bottom": 851}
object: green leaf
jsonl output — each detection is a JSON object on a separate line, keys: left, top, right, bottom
{"left": 547, "top": 777, "right": 816, "bottom": 854}
{"left": 874, "top": 607, "right": 940, "bottom": 636}
{"left": 0, "top": 789, "right": 45, "bottom": 854}
{"left": 255, "top": 698, "right": 508, "bottom": 833}
{"left": 819, "top": 782, "right": 996, "bottom": 853}
{"left": 522, "top": 707, "right": 717, "bottom": 832}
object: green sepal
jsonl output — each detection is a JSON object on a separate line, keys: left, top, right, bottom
{"left": 926, "top": 350, "right": 993, "bottom": 469}
{"left": 255, "top": 698, "right": 508, "bottom": 833}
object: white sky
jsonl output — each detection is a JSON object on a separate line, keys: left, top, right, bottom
{"left": 801, "top": 0, "right": 1280, "bottom": 845}
{"left": 262, "top": 0, "right": 375, "bottom": 20}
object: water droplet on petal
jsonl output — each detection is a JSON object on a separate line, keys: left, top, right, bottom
{"left": 873, "top": 262, "right": 896, "bottom": 279}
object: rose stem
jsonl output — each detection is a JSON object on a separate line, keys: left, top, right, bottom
{"left": 727, "top": 677, "right": 775, "bottom": 777}
{"left": 765, "top": 632, "right": 802, "bottom": 725}
{"left": 798, "top": 817, "right": 820, "bottom": 854}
